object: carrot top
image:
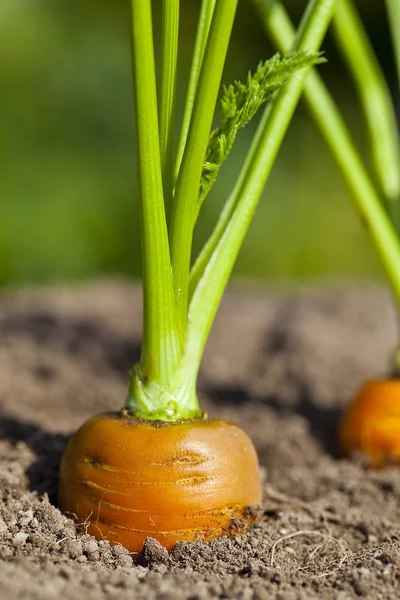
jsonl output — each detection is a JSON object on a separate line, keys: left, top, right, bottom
{"left": 127, "top": 0, "right": 337, "bottom": 421}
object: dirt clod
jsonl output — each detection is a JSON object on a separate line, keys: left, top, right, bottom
{"left": 137, "top": 538, "right": 170, "bottom": 567}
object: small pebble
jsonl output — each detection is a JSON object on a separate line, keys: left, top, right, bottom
{"left": 117, "top": 554, "right": 133, "bottom": 568}
{"left": 77, "top": 555, "right": 88, "bottom": 563}
{"left": 0, "top": 520, "right": 8, "bottom": 535}
{"left": 18, "top": 509, "right": 34, "bottom": 528}
{"left": 13, "top": 532, "right": 29, "bottom": 545}
{"left": 0, "top": 546, "right": 13, "bottom": 559}
{"left": 63, "top": 539, "right": 83, "bottom": 558}
{"left": 28, "top": 533, "right": 42, "bottom": 546}
{"left": 84, "top": 540, "right": 99, "bottom": 554}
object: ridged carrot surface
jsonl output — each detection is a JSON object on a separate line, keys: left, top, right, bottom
{"left": 59, "top": 413, "right": 261, "bottom": 551}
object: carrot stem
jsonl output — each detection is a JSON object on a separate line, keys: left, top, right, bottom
{"left": 185, "top": 0, "right": 339, "bottom": 380}
{"left": 169, "top": 0, "right": 239, "bottom": 334}
{"left": 189, "top": 106, "right": 271, "bottom": 302}
{"left": 333, "top": 0, "right": 400, "bottom": 203}
{"left": 251, "top": 0, "right": 400, "bottom": 310}
{"left": 174, "top": 0, "right": 216, "bottom": 183}
{"left": 159, "top": 0, "right": 179, "bottom": 218}
{"left": 385, "top": 0, "right": 400, "bottom": 91}
{"left": 129, "top": 0, "right": 180, "bottom": 391}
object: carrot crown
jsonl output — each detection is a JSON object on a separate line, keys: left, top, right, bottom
{"left": 126, "top": 0, "right": 337, "bottom": 421}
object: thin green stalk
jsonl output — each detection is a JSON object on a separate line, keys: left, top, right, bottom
{"left": 184, "top": 0, "right": 338, "bottom": 380}
{"left": 175, "top": 0, "right": 216, "bottom": 182}
{"left": 129, "top": 0, "right": 180, "bottom": 395}
{"left": 192, "top": 0, "right": 400, "bottom": 310}
{"left": 169, "top": 0, "right": 238, "bottom": 333}
{"left": 333, "top": 0, "right": 400, "bottom": 202}
{"left": 159, "top": 0, "right": 179, "bottom": 215}
{"left": 252, "top": 0, "right": 400, "bottom": 305}
{"left": 189, "top": 105, "right": 272, "bottom": 300}
{"left": 385, "top": 0, "right": 400, "bottom": 90}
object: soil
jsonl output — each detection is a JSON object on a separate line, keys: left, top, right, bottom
{"left": 1, "top": 280, "right": 400, "bottom": 599}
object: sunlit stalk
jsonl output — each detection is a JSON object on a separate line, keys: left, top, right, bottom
{"left": 174, "top": 0, "right": 216, "bottom": 182}
{"left": 159, "top": 0, "right": 179, "bottom": 216}
{"left": 186, "top": 0, "right": 338, "bottom": 380}
{"left": 252, "top": 0, "right": 400, "bottom": 307}
{"left": 169, "top": 0, "right": 238, "bottom": 332}
{"left": 333, "top": 0, "right": 400, "bottom": 202}
{"left": 129, "top": 0, "right": 180, "bottom": 388}
{"left": 385, "top": 0, "right": 400, "bottom": 90}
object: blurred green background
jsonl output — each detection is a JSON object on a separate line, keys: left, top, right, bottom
{"left": 0, "top": 0, "right": 398, "bottom": 288}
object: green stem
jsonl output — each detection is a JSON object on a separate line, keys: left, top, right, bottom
{"left": 126, "top": 361, "right": 201, "bottom": 421}
{"left": 159, "top": 0, "right": 179, "bottom": 216}
{"left": 333, "top": 0, "right": 400, "bottom": 202}
{"left": 129, "top": 0, "right": 180, "bottom": 395}
{"left": 189, "top": 106, "right": 272, "bottom": 301}
{"left": 185, "top": 0, "right": 338, "bottom": 380}
{"left": 192, "top": 0, "right": 400, "bottom": 310}
{"left": 252, "top": 0, "right": 400, "bottom": 306}
{"left": 385, "top": 0, "right": 400, "bottom": 90}
{"left": 174, "top": 0, "right": 216, "bottom": 182}
{"left": 169, "top": 0, "right": 238, "bottom": 334}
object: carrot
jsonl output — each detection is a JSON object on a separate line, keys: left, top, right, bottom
{"left": 59, "top": 413, "right": 261, "bottom": 552}
{"left": 340, "top": 380, "right": 400, "bottom": 467}
{"left": 58, "top": 0, "right": 336, "bottom": 552}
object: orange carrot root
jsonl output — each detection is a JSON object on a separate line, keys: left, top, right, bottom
{"left": 59, "top": 412, "right": 262, "bottom": 552}
{"left": 340, "top": 379, "right": 400, "bottom": 467}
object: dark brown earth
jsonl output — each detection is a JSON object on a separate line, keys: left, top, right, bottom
{"left": 1, "top": 281, "right": 400, "bottom": 599}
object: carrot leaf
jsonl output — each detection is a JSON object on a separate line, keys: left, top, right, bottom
{"left": 198, "top": 51, "right": 324, "bottom": 208}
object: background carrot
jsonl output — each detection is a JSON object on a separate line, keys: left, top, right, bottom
{"left": 340, "top": 380, "right": 400, "bottom": 466}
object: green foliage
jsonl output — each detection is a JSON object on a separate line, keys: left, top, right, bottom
{"left": 199, "top": 51, "right": 324, "bottom": 207}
